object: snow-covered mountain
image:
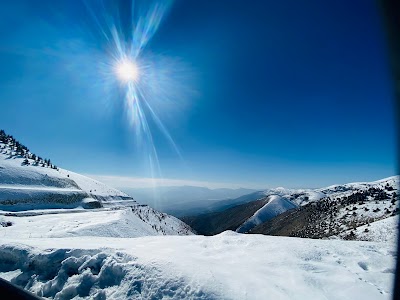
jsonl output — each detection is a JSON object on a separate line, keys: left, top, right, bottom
{"left": 250, "top": 176, "right": 399, "bottom": 241}
{"left": 0, "top": 130, "right": 193, "bottom": 237}
{"left": 184, "top": 176, "right": 399, "bottom": 241}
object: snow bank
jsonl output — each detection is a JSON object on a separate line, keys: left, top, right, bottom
{"left": 0, "top": 234, "right": 396, "bottom": 299}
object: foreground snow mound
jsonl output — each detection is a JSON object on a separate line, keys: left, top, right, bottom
{"left": 236, "top": 195, "right": 297, "bottom": 233}
{"left": 0, "top": 244, "right": 211, "bottom": 300}
{"left": 0, "top": 234, "right": 396, "bottom": 299}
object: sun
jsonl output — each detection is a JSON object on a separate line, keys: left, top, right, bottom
{"left": 115, "top": 59, "right": 140, "bottom": 83}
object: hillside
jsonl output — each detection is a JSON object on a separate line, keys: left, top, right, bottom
{"left": 0, "top": 129, "right": 193, "bottom": 237}
{"left": 182, "top": 198, "right": 268, "bottom": 235}
{"left": 250, "top": 177, "right": 399, "bottom": 241}
{"left": 236, "top": 195, "right": 298, "bottom": 233}
{"left": 183, "top": 176, "right": 399, "bottom": 241}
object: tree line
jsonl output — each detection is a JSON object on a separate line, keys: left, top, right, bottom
{"left": 0, "top": 129, "right": 58, "bottom": 170}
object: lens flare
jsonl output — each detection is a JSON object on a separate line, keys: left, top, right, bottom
{"left": 115, "top": 59, "right": 139, "bottom": 83}
{"left": 78, "top": 0, "right": 194, "bottom": 197}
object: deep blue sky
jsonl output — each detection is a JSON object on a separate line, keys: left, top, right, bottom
{"left": 0, "top": 0, "right": 397, "bottom": 188}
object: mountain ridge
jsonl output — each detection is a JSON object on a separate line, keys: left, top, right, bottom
{"left": 183, "top": 175, "right": 399, "bottom": 241}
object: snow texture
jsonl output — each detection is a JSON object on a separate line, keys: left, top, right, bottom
{"left": 0, "top": 233, "right": 396, "bottom": 300}
{"left": 332, "top": 215, "right": 399, "bottom": 242}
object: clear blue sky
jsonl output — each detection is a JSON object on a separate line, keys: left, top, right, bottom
{"left": 0, "top": 0, "right": 397, "bottom": 188}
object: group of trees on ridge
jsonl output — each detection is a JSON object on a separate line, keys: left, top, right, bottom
{"left": 0, "top": 129, "right": 58, "bottom": 170}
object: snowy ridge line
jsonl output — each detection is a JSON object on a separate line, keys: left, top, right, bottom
{"left": 320, "top": 175, "right": 399, "bottom": 190}
{"left": 236, "top": 195, "right": 297, "bottom": 233}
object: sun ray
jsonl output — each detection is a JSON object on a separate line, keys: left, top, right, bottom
{"left": 81, "top": 0, "right": 193, "bottom": 197}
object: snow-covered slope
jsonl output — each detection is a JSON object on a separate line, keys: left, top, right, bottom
{"left": 258, "top": 176, "right": 398, "bottom": 207}
{"left": 0, "top": 130, "right": 137, "bottom": 210}
{"left": 0, "top": 232, "right": 396, "bottom": 299}
{"left": 0, "top": 152, "right": 133, "bottom": 210}
{"left": 0, "top": 130, "right": 194, "bottom": 237}
{"left": 318, "top": 176, "right": 399, "bottom": 196}
{"left": 236, "top": 195, "right": 297, "bottom": 233}
{"left": 0, "top": 207, "right": 193, "bottom": 238}
{"left": 250, "top": 176, "right": 399, "bottom": 241}
{"left": 332, "top": 215, "right": 399, "bottom": 242}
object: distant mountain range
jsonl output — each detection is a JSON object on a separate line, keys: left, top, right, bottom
{"left": 122, "top": 186, "right": 259, "bottom": 216}
{"left": 182, "top": 176, "right": 399, "bottom": 242}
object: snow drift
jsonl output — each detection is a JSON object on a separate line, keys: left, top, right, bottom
{"left": 0, "top": 233, "right": 396, "bottom": 300}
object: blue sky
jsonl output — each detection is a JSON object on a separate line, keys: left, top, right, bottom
{"left": 0, "top": 0, "right": 397, "bottom": 189}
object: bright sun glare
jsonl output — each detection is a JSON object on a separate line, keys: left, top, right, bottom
{"left": 115, "top": 59, "right": 139, "bottom": 83}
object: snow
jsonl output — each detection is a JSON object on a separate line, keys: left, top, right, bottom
{"left": 0, "top": 233, "right": 396, "bottom": 299}
{"left": 0, "top": 206, "right": 193, "bottom": 238}
{"left": 0, "top": 147, "right": 133, "bottom": 211}
{"left": 0, "top": 139, "right": 194, "bottom": 237}
{"left": 0, "top": 135, "right": 398, "bottom": 299}
{"left": 236, "top": 195, "right": 297, "bottom": 233}
{"left": 333, "top": 215, "right": 399, "bottom": 242}
{"left": 260, "top": 176, "right": 399, "bottom": 207}
{"left": 318, "top": 176, "right": 399, "bottom": 198}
